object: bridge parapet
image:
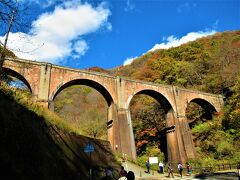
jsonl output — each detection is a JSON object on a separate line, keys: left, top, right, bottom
{"left": 5, "top": 57, "right": 117, "bottom": 78}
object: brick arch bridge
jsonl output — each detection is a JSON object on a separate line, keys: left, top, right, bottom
{"left": 3, "top": 58, "right": 224, "bottom": 164}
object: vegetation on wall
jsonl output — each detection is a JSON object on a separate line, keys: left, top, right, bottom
{"left": 0, "top": 45, "right": 16, "bottom": 58}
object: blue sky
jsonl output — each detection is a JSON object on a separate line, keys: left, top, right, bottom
{"left": 0, "top": 0, "right": 239, "bottom": 69}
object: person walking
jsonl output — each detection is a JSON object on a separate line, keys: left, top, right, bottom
{"left": 159, "top": 161, "right": 164, "bottom": 173}
{"left": 187, "top": 163, "right": 192, "bottom": 176}
{"left": 126, "top": 171, "right": 135, "bottom": 180}
{"left": 145, "top": 160, "right": 150, "bottom": 173}
{"left": 106, "top": 167, "right": 113, "bottom": 178}
{"left": 177, "top": 163, "right": 183, "bottom": 178}
{"left": 167, "top": 163, "right": 174, "bottom": 178}
{"left": 119, "top": 166, "right": 127, "bottom": 178}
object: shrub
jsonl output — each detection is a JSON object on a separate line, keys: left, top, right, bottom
{"left": 216, "top": 141, "right": 234, "bottom": 158}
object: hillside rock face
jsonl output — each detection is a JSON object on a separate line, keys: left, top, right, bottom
{"left": 0, "top": 90, "right": 120, "bottom": 180}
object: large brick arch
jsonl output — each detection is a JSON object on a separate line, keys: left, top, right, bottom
{"left": 3, "top": 67, "right": 32, "bottom": 93}
{"left": 49, "top": 78, "right": 114, "bottom": 106}
{"left": 48, "top": 65, "right": 118, "bottom": 107}
{"left": 126, "top": 89, "right": 174, "bottom": 113}
{"left": 48, "top": 77, "right": 118, "bottom": 157}
{"left": 126, "top": 89, "right": 175, "bottom": 161}
{"left": 121, "top": 78, "right": 177, "bottom": 113}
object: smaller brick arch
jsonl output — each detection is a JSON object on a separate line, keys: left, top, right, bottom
{"left": 126, "top": 89, "right": 174, "bottom": 113}
{"left": 187, "top": 98, "right": 217, "bottom": 120}
{"left": 50, "top": 79, "right": 114, "bottom": 106}
{"left": 3, "top": 67, "right": 32, "bottom": 93}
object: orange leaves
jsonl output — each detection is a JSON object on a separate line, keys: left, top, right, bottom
{"left": 138, "top": 127, "right": 157, "bottom": 137}
{"left": 136, "top": 140, "right": 148, "bottom": 148}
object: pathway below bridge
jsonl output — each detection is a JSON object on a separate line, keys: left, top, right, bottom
{"left": 121, "top": 161, "right": 239, "bottom": 180}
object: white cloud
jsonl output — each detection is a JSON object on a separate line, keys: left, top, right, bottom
{"left": 149, "top": 30, "right": 216, "bottom": 52}
{"left": 122, "top": 30, "right": 216, "bottom": 65}
{"left": 73, "top": 40, "right": 88, "bottom": 56}
{"left": 0, "top": 1, "right": 111, "bottom": 64}
{"left": 123, "top": 56, "right": 138, "bottom": 66}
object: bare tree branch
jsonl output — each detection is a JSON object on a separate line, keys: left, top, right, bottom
{"left": 0, "top": 0, "right": 30, "bottom": 76}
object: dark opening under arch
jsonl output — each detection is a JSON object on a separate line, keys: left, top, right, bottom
{"left": 135, "top": 89, "right": 173, "bottom": 113}
{"left": 3, "top": 67, "right": 32, "bottom": 93}
{"left": 130, "top": 89, "right": 174, "bottom": 161}
{"left": 189, "top": 98, "right": 217, "bottom": 120}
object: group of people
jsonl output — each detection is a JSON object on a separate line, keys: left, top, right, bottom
{"left": 167, "top": 162, "right": 192, "bottom": 178}
{"left": 105, "top": 160, "right": 192, "bottom": 179}
{"left": 119, "top": 163, "right": 192, "bottom": 179}
{"left": 118, "top": 166, "right": 135, "bottom": 180}
{"left": 145, "top": 160, "right": 192, "bottom": 178}
{"left": 102, "top": 166, "right": 135, "bottom": 180}
{"left": 177, "top": 163, "right": 192, "bottom": 177}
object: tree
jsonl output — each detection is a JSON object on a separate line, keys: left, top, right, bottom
{"left": 83, "top": 107, "right": 107, "bottom": 139}
{"left": 0, "top": 9, "right": 15, "bottom": 72}
{"left": 0, "top": 0, "right": 28, "bottom": 74}
{"left": 130, "top": 95, "right": 167, "bottom": 155}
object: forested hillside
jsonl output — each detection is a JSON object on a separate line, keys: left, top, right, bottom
{"left": 112, "top": 31, "right": 240, "bottom": 94}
